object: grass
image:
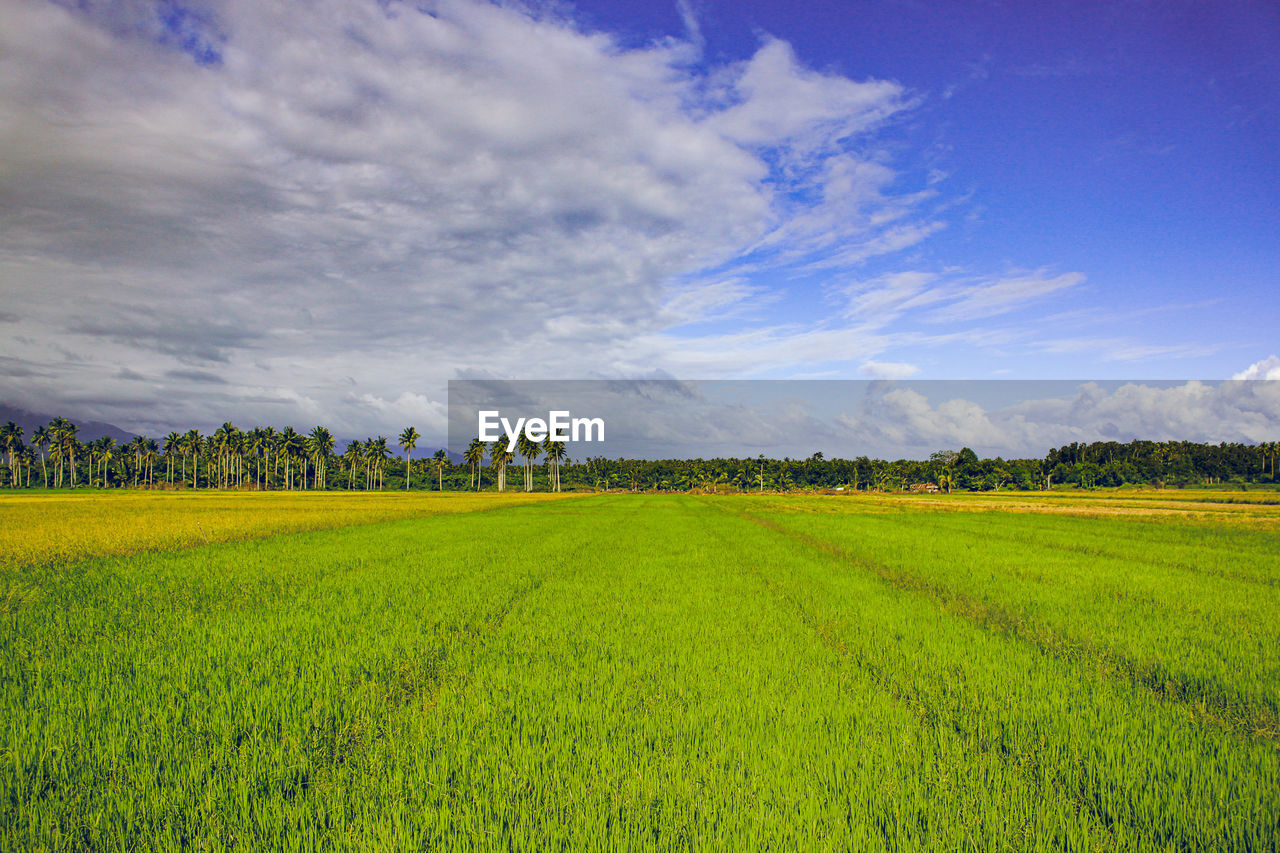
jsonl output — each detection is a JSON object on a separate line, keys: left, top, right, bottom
{"left": 0, "top": 490, "right": 576, "bottom": 571}
{"left": 1, "top": 491, "right": 1277, "bottom": 850}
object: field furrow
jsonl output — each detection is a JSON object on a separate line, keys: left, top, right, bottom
{"left": 878, "top": 507, "right": 1280, "bottom": 588}
{"left": 721, "top": 497, "right": 1280, "bottom": 740}
{"left": 707, "top": 499, "right": 1279, "bottom": 850}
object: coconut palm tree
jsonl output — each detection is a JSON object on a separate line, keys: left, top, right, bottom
{"left": 369, "top": 437, "right": 391, "bottom": 489}
{"left": 17, "top": 445, "right": 34, "bottom": 487}
{"left": 182, "top": 430, "right": 202, "bottom": 489}
{"left": 309, "top": 426, "right": 334, "bottom": 490}
{"left": 47, "top": 419, "right": 65, "bottom": 487}
{"left": 98, "top": 436, "right": 116, "bottom": 487}
{"left": 398, "top": 427, "right": 419, "bottom": 491}
{"left": 465, "top": 438, "right": 485, "bottom": 490}
{"left": 243, "top": 429, "right": 260, "bottom": 489}
{"left": 125, "top": 436, "right": 146, "bottom": 487}
{"left": 225, "top": 425, "right": 244, "bottom": 488}
{"left": 516, "top": 432, "right": 540, "bottom": 491}
{"left": 289, "top": 429, "right": 307, "bottom": 489}
{"left": 491, "top": 444, "right": 513, "bottom": 492}
{"left": 163, "top": 432, "right": 181, "bottom": 486}
{"left": 278, "top": 427, "right": 300, "bottom": 489}
{"left": 60, "top": 420, "right": 80, "bottom": 488}
{"left": 256, "top": 426, "right": 274, "bottom": 489}
{"left": 544, "top": 438, "right": 567, "bottom": 492}
{"left": 143, "top": 438, "right": 158, "bottom": 487}
{"left": 0, "top": 422, "right": 21, "bottom": 487}
{"left": 361, "top": 438, "right": 375, "bottom": 490}
{"left": 84, "top": 436, "right": 100, "bottom": 487}
{"left": 432, "top": 449, "right": 448, "bottom": 491}
{"left": 84, "top": 436, "right": 95, "bottom": 487}
{"left": 32, "top": 425, "right": 49, "bottom": 488}
{"left": 344, "top": 440, "right": 362, "bottom": 489}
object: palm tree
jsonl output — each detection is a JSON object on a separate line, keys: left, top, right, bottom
{"left": 491, "top": 444, "right": 513, "bottom": 492}
{"left": 83, "top": 436, "right": 98, "bottom": 487}
{"left": 464, "top": 438, "right": 486, "bottom": 490}
{"left": 309, "top": 426, "right": 334, "bottom": 490}
{"left": 143, "top": 438, "right": 158, "bottom": 487}
{"left": 32, "top": 425, "right": 49, "bottom": 488}
{"left": 369, "top": 437, "right": 391, "bottom": 489}
{"left": 126, "top": 435, "right": 147, "bottom": 487}
{"left": 225, "top": 425, "right": 244, "bottom": 488}
{"left": 516, "top": 432, "right": 540, "bottom": 491}
{"left": 432, "top": 449, "right": 448, "bottom": 491}
{"left": 163, "top": 432, "right": 181, "bottom": 486}
{"left": 398, "top": 427, "right": 419, "bottom": 491}
{"left": 17, "top": 446, "right": 33, "bottom": 487}
{"left": 500, "top": 446, "right": 515, "bottom": 492}
{"left": 47, "top": 419, "right": 65, "bottom": 487}
{"left": 289, "top": 429, "right": 307, "bottom": 489}
{"left": 0, "top": 422, "right": 21, "bottom": 487}
{"left": 278, "top": 427, "right": 300, "bottom": 489}
{"left": 544, "top": 438, "right": 567, "bottom": 492}
{"left": 60, "top": 420, "right": 80, "bottom": 488}
{"left": 260, "top": 426, "right": 276, "bottom": 489}
{"left": 183, "top": 430, "right": 202, "bottom": 489}
{"left": 344, "top": 440, "right": 362, "bottom": 489}
{"left": 84, "top": 436, "right": 96, "bottom": 487}
{"left": 362, "top": 438, "right": 375, "bottom": 490}
{"left": 98, "top": 436, "right": 116, "bottom": 487}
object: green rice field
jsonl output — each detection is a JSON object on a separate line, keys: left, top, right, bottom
{"left": 2, "top": 491, "right": 1278, "bottom": 850}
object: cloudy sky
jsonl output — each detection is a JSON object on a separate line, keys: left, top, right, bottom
{"left": 1, "top": 0, "right": 1277, "bottom": 446}
{"left": 448, "top": 379, "right": 1280, "bottom": 459}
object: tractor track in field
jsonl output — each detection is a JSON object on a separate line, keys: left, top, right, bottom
{"left": 695, "top": 510, "right": 1134, "bottom": 849}
{"left": 310, "top": 529, "right": 595, "bottom": 775}
{"left": 712, "top": 502, "right": 1280, "bottom": 744}
{"left": 862, "top": 509, "right": 1280, "bottom": 589}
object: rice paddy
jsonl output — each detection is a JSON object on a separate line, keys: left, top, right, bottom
{"left": 2, "top": 490, "right": 1277, "bottom": 850}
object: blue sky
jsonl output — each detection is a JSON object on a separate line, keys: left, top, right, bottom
{"left": 585, "top": 0, "right": 1280, "bottom": 378}
{"left": 0, "top": 0, "right": 1277, "bottom": 441}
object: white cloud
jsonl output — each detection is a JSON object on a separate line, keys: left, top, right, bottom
{"left": 835, "top": 380, "right": 1280, "bottom": 457}
{"left": 708, "top": 39, "right": 905, "bottom": 148}
{"left": 923, "top": 270, "right": 1085, "bottom": 323}
{"left": 859, "top": 361, "right": 919, "bottom": 380}
{"left": 0, "top": 0, "right": 1178, "bottom": 439}
{"left": 0, "top": 0, "right": 935, "bottom": 436}
{"left": 1234, "top": 355, "right": 1280, "bottom": 380}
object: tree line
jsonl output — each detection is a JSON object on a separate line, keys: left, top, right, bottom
{"left": 0, "top": 418, "right": 1276, "bottom": 492}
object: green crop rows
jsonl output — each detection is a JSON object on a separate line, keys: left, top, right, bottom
{"left": 3, "top": 494, "right": 1277, "bottom": 850}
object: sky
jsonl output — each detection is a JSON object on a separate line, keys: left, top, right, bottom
{"left": 446, "top": 379, "right": 1280, "bottom": 459}
{"left": 1, "top": 0, "right": 1277, "bottom": 449}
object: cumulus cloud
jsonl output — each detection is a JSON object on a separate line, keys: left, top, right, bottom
{"left": 0, "top": 0, "right": 1126, "bottom": 439}
{"left": 0, "top": 0, "right": 946, "bottom": 434}
{"left": 836, "top": 380, "right": 1280, "bottom": 458}
{"left": 1234, "top": 355, "right": 1280, "bottom": 380}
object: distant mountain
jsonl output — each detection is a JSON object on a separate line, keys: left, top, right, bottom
{"left": 0, "top": 404, "right": 135, "bottom": 443}
{"left": 351, "top": 443, "right": 462, "bottom": 464}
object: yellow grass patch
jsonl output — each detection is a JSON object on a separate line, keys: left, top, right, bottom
{"left": 0, "top": 490, "right": 579, "bottom": 569}
{"left": 723, "top": 488, "right": 1280, "bottom": 529}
